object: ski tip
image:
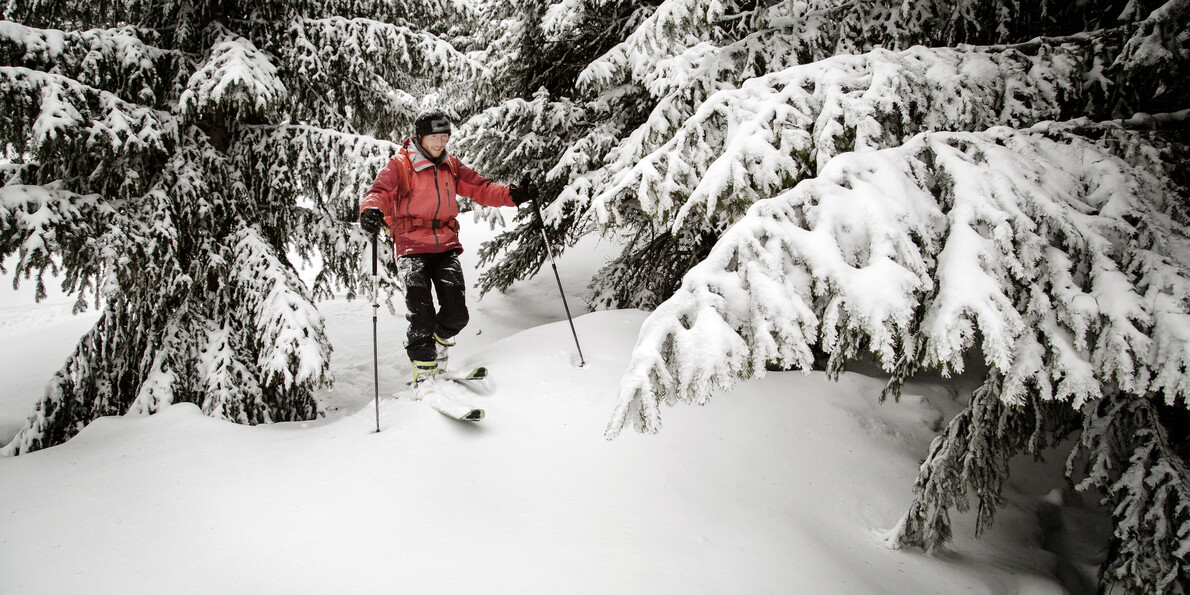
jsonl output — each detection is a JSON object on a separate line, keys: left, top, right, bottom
{"left": 439, "top": 408, "right": 484, "bottom": 421}
{"left": 442, "top": 366, "right": 488, "bottom": 382}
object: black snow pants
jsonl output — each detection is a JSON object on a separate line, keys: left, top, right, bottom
{"left": 398, "top": 250, "right": 469, "bottom": 362}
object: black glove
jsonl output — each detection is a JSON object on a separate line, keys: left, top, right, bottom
{"left": 359, "top": 208, "right": 385, "bottom": 235}
{"left": 509, "top": 174, "right": 539, "bottom": 206}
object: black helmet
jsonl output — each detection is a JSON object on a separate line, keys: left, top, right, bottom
{"left": 414, "top": 109, "right": 452, "bottom": 137}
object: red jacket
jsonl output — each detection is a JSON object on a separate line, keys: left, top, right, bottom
{"left": 361, "top": 139, "right": 514, "bottom": 256}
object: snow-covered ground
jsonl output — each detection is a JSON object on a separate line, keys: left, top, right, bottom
{"left": 0, "top": 219, "right": 1099, "bottom": 594}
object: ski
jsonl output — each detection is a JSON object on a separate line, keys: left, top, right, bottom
{"left": 393, "top": 367, "right": 489, "bottom": 421}
{"left": 416, "top": 379, "right": 484, "bottom": 421}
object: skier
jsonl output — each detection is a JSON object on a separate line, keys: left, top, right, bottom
{"left": 359, "top": 109, "right": 537, "bottom": 384}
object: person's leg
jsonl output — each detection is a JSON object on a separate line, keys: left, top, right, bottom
{"left": 431, "top": 250, "right": 470, "bottom": 341}
{"left": 399, "top": 254, "right": 438, "bottom": 365}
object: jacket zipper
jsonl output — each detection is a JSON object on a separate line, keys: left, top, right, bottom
{"left": 432, "top": 166, "right": 443, "bottom": 252}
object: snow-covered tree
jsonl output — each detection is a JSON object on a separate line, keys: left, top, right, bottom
{"left": 0, "top": 0, "right": 484, "bottom": 454}
{"left": 582, "top": 0, "right": 1188, "bottom": 592}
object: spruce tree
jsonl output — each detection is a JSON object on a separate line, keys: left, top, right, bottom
{"left": 0, "top": 0, "right": 481, "bottom": 454}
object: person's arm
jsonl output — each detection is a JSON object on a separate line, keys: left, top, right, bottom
{"left": 455, "top": 161, "right": 516, "bottom": 208}
{"left": 361, "top": 156, "right": 403, "bottom": 218}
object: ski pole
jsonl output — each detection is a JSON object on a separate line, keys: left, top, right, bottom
{"left": 531, "top": 192, "right": 586, "bottom": 367}
{"left": 371, "top": 230, "right": 381, "bottom": 433}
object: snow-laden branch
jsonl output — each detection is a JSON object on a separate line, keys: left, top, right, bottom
{"left": 0, "top": 20, "right": 187, "bottom": 103}
{"left": 0, "top": 66, "right": 176, "bottom": 158}
{"left": 1070, "top": 395, "right": 1190, "bottom": 591}
{"left": 126, "top": 313, "right": 192, "bottom": 417}
{"left": 1115, "top": 0, "right": 1190, "bottom": 71}
{"left": 180, "top": 33, "right": 287, "bottom": 123}
{"left": 238, "top": 122, "right": 399, "bottom": 205}
{"left": 281, "top": 16, "right": 487, "bottom": 134}
{"left": 575, "top": 43, "right": 1093, "bottom": 233}
{"left": 607, "top": 126, "right": 1190, "bottom": 437}
{"left": 198, "top": 322, "right": 270, "bottom": 423}
{"left": 0, "top": 20, "right": 69, "bottom": 61}
{"left": 1, "top": 305, "right": 147, "bottom": 456}
{"left": 0, "top": 20, "right": 184, "bottom": 63}
{"left": 575, "top": 0, "right": 1101, "bottom": 102}
{"left": 577, "top": 0, "right": 728, "bottom": 98}
{"left": 0, "top": 180, "right": 118, "bottom": 311}
{"left": 289, "top": 16, "right": 487, "bottom": 82}
{"left": 231, "top": 226, "right": 331, "bottom": 399}
{"left": 575, "top": 0, "right": 929, "bottom": 102}
{"left": 0, "top": 182, "right": 108, "bottom": 274}
{"left": 453, "top": 90, "right": 602, "bottom": 296}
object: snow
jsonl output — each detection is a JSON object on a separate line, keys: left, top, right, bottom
{"left": 1, "top": 224, "right": 1095, "bottom": 593}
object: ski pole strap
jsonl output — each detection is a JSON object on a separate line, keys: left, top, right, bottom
{"left": 391, "top": 217, "right": 459, "bottom": 234}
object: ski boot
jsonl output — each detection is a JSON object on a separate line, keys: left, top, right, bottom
{"left": 433, "top": 332, "right": 455, "bottom": 372}
{"left": 411, "top": 360, "right": 441, "bottom": 386}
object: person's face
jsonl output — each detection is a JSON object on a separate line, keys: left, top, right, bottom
{"left": 422, "top": 133, "right": 449, "bottom": 158}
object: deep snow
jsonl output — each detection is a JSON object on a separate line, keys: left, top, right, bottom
{"left": 0, "top": 219, "right": 1100, "bottom": 594}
